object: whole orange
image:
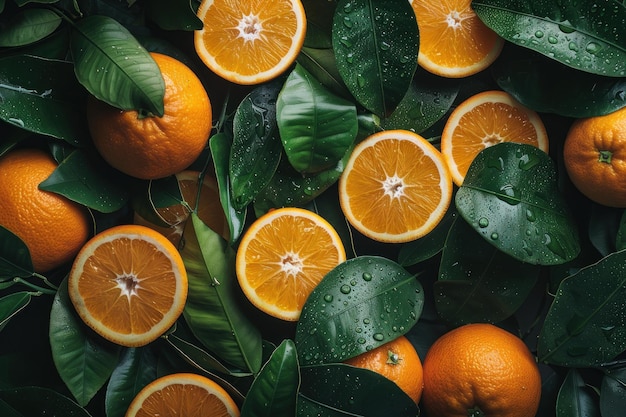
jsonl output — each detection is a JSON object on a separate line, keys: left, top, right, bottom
{"left": 344, "top": 335, "right": 423, "bottom": 403}
{"left": 563, "top": 106, "right": 626, "bottom": 207}
{"left": 0, "top": 148, "right": 92, "bottom": 273}
{"left": 87, "top": 52, "right": 212, "bottom": 180}
{"left": 421, "top": 323, "right": 541, "bottom": 417}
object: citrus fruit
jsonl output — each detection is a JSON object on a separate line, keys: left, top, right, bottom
{"left": 125, "top": 373, "right": 239, "bottom": 417}
{"left": 194, "top": 0, "right": 306, "bottom": 85}
{"left": 0, "top": 147, "right": 91, "bottom": 273}
{"left": 87, "top": 52, "right": 212, "bottom": 180}
{"left": 410, "top": 0, "right": 504, "bottom": 78}
{"left": 563, "top": 106, "right": 626, "bottom": 207}
{"left": 68, "top": 224, "right": 188, "bottom": 347}
{"left": 345, "top": 335, "right": 423, "bottom": 403}
{"left": 421, "top": 323, "right": 542, "bottom": 417}
{"left": 441, "top": 90, "right": 549, "bottom": 186}
{"left": 134, "top": 170, "right": 229, "bottom": 246}
{"left": 235, "top": 207, "right": 346, "bottom": 321}
{"left": 338, "top": 129, "right": 453, "bottom": 243}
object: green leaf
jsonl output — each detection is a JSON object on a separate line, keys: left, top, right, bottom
{"left": 601, "top": 365, "right": 626, "bottom": 417}
{"left": 295, "top": 256, "right": 423, "bottom": 366}
{"left": 616, "top": 210, "right": 626, "bottom": 251}
{"left": 0, "top": 8, "right": 62, "bottom": 47}
{"left": 435, "top": 217, "right": 540, "bottom": 326}
{"left": 230, "top": 79, "right": 283, "bottom": 210}
{"left": 70, "top": 15, "right": 165, "bottom": 115}
{"left": 0, "top": 386, "right": 91, "bottom": 417}
{"left": 49, "top": 278, "right": 121, "bottom": 406}
{"left": 0, "top": 292, "right": 31, "bottom": 331}
{"left": 556, "top": 369, "right": 601, "bottom": 417}
{"left": 297, "top": 363, "right": 419, "bottom": 417}
{"left": 146, "top": 0, "right": 203, "bottom": 31}
{"left": 332, "top": 0, "right": 418, "bottom": 116}
{"left": 0, "top": 55, "right": 88, "bottom": 145}
{"left": 180, "top": 214, "right": 263, "bottom": 373}
{"left": 455, "top": 142, "right": 580, "bottom": 265}
{"left": 397, "top": 206, "right": 456, "bottom": 267}
{"left": 302, "top": 0, "right": 337, "bottom": 48}
{"left": 241, "top": 339, "right": 300, "bottom": 417}
{"left": 277, "top": 64, "right": 357, "bottom": 174}
{"left": 0, "top": 226, "right": 33, "bottom": 280}
{"left": 538, "top": 249, "right": 626, "bottom": 367}
{"left": 297, "top": 46, "right": 351, "bottom": 100}
{"left": 472, "top": 0, "right": 626, "bottom": 77}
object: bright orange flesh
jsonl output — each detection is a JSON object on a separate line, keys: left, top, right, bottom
{"left": 235, "top": 207, "right": 346, "bottom": 321}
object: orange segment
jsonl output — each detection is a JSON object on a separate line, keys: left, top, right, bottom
{"left": 441, "top": 90, "right": 549, "bottom": 186}
{"left": 68, "top": 224, "right": 188, "bottom": 347}
{"left": 410, "top": 0, "right": 504, "bottom": 78}
{"left": 194, "top": 0, "right": 307, "bottom": 85}
{"left": 339, "top": 130, "right": 453, "bottom": 243}
{"left": 235, "top": 207, "right": 346, "bottom": 321}
{"left": 125, "top": 373, "right": 239, "bottom": 417}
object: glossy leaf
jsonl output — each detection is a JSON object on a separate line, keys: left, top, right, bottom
{"left": 277, "top": 64, "right": 357, "bottom": 174}
{"left": 0, "top": 226, "right": 33, "bottom": 280}
{"left": 180, "top": 214, "right": 263, "bottom": 373}
{"left": 616, "top": 210, "right": 626, "bottom": 251}
{"left": 295, "top": 256, "right": 423, "bottom": 365}
{"left": 555, "top": 369, "right": 600, "bottom": 417}
{"left": 456, "top": 142, "right": 580, "bottom": 265}
{"left": 302, "top": 0, "right": 337, "bottom": 48}
{"left": 0, "top": 292, "right": 31, "bottom": 331}
{"left": 230, "top": 79, "right": 283, "bottom": 210}
{"left": 0, "top": 54, "right": 88, "bottom": 145}
{"left": 538, "top": 249, "right": 626, "bottom": 367}
{"left": 297, "top": 363, "right": 419, "bottom": 417}
{"left": 146, "top": 0, "right": 202, "bottom": 31}
{"left": 0, "top": 8, "right": 62, "bottom": 47}
{"left": 241, "top": 339, "right": 300, "bottom": 417}
{"left": 297, "top": 46, "right": 351, "bottom": 100}
{"left": 332, "top": 0, "right": 418, "bottom": 116}
{"left": 397, "top": 206, "right": 456, "bottom": 267}
{"left": 600, "top": 365, "right": 626, "bottom": 417}
{"left": 0, "top": 386, "right": 91, "bottom": 417}
{"left": 472, "top": 0, "right": 626, "bottom": 77}
{"left": 70, "top": 15, "right": 165, "bottom": 115}
{"left": 49, "top": 278, "right": 121, "bottom": 406}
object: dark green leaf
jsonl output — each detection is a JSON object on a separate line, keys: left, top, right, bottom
{"left": 472, "top": 0, "right": 626, "bottom": 77}
{"left": 277, "top": 64, "right": 357, "bottom": 174}
{"left": 397, "top": 206, "right": 456, "bottom": 267}
{"left": 295, "top": 256, "right": 423, "bottom": 365}
{"left": 241, "top": 339, "right": 300, "bottom": 417}
{"left": 297, "top": 363, "right": 419, "bottom": 417}
{"left": 0, "top": 8, "right": 62, "bottom": 47}
{"left": 230, "top": 79, "right": 283, "bottom": 209}
{"left": 601, "top": 365, "right": 626, "bottom": 417}
{"left": 456, "top": 142, "right": 580, "bottom": 265}
{"left": 332, "top": 0, "right": 418, "bottom": 116}
{"left": 49, "top": 278, "right": 121, "bottom": 406}
{"left": 0, "top": 226, "right": 33, "bottom": 280}
{"left": 146, "top": 0, "right": 202, "bottom": 31}
{"left": 70, "top": 15, "right": 165, "bottom": 115}
{"left": 435, "top": 217, "right": 540, "bottom": 326}
{"left": 297, "top": 46, "right": 351, "bottom": 99}
{"left": 180, "top": 214, "right": 263, "bottom": 373}
{"left": 0, "top": 386, "right": 91, "bottom": 417}
{"left": 0, "top": 55, "right": 88, "bottom": 145}
{"left": 302, "top": 0, "right": 337, "bottom": 48}
{"left": 538, "top": 249, "right": 626, "bottom": 367}
{"left": 616, "top": 210, "right": 626, "bottom": 251}
{"left": 0, "top": 292, "right": 31, "bottom": 331}
{"left": 556, "top": 369, "right": 600, "bottom": 417}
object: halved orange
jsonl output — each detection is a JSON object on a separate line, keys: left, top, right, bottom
{"left": 441, "top": 90, "right": 549, "bottom": 186}
{"left": 410, "top": 0, "right": 504, "bottom": 78}
{"left": 125, "top": 373, "right": 239, "bottom": 417}
{"left": 68, "top": 224, "right": 188, "bottom": 347}
{"left": 235, "top": 207, "right": 346, "bottom": 321}
{"left": 194, "top": 0, "right": 307, "bottom": 85}
{"left": 339, "top": 129, "right": 453, "bottom": 243}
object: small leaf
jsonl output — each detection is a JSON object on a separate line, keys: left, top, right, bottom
{"left": 556, "top": 369, "right": 601, "bottom": 417}
{"left": 601, "top": 365, "right": 626, "bottom": 417}
{"left": 0, "top": 8, "right": 62, "bottom": 47}
{"left": 0, "top": 292, "right": 31, "bottom": 331}
{"left": 0, "top": 386, "right": 91, "bottom": 417}
{"left": 332, "top": 0, "right": 418, "bottom": 116}
{"left": 538, "top": 249, "right": 626, "bottom": 367}
{"left": 296, "top": 46, "right": 351, "bottom": 99}
{"left": 295, "top": 256, "right": 423, "bottom": 365}
{"left": 0, "top": 226, "right": 34, "bottom": 280}
{"left": 146, "top": 0, "right": 203, "bottom": 31}
{"left": 302, "top": 0, "right": 337, "bottom": 48}
{"left": 615, "top": 210, "right": 626, "bottom": 251}
{"left": 455, "top": 142, "right": 580, "bottom": 265}
{"left": 473, "top": 0, "right": 626, "bottom": 77}
{"left": 241, "top": 339, "right": 300, "bottom": 417}
{"left": 70, "top": 15, "right": 165, "bottom": 115}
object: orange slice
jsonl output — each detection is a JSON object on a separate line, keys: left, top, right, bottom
{"left": 125, "top": 373, "right": 240, "bottom": 417}
{"left": 235, "top": 207, "right": 346, "bottom": 321}
{"left": 441, "top": 90, "right": 549, "bottom": 186}
{"left": 339, "top": 129, "right": 453, "bottom": 243}
{"left": 68, "top": 224, "right": 188, "bottom": 347}
{"left": 194, "top": 0, "right": 307, "bottom": 85}
{"left": 410, "top": 0, "right": 504, "bottom": 78}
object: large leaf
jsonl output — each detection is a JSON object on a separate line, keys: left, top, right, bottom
{"left": 180, "top": 214, "right": 263, "bottom": 373}
{"left": 472, "top": 0, "right": 626, "bottom": 77}
{"left": 49, "top": 278, "right": 121, "bottom": 406}
{"left": 0, "top": 8, "right": 61, "bottom": 47}
{"left": 240, "top": 339, "right": 300, "bottom": 417}
{"left": 70, "top": 15, "right": 165, "bottom": 115}
{"left": 455, "top": 142, "right": 580, "bottom": 265}
{"left": 538, "top": 249, "right": 626, "bottom": 367}
{"left": 0, "top": 386, "right": 91, "bottom": 417}
{"left": 0, "top": 54, "right": 88, "bottom": 145}
{"left": 0, "top": 226, "right": 33, "bottom": 280}
{"left": 295, "top": 256, "right": 424, "bottom": 366}
{"left": 277, "top": 64, "right": 358, "bottom": 174}
{"left": 555, "top": 369, "right": 600, "bottom": 417}
{"left": 332, "top": 0, "right": 418, "bottom": 116}
{"left": 297, "top": 46, "right": 351, "bottom": 100}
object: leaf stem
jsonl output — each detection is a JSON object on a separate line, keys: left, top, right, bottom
{"left": 13, "top": 277, "right": 57, "bottom": 295}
